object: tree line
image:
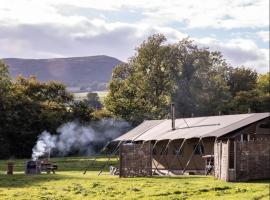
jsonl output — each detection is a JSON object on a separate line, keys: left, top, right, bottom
{"left": 104, "top": 34, "right": 269, "bottom": 124}
{"left": 0, "top": 34, "right": 269, "bottom": 158}
{"left": 0, "top": 61, "right": 109, "bottom": 158}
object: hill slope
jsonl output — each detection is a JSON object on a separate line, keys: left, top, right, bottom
{"left": 2, "top": 55, "right": 122, "bottom": 91}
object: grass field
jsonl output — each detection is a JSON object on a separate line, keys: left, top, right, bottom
{"left": 0, "top": 157, "right": 269, "bottom": 200}
{"left": 72, "top": 91, "right": 108, "bottom": 102}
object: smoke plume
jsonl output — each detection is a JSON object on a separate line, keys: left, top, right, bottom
{"left": 32, "top": 119, "right": 130, "bottom": 160}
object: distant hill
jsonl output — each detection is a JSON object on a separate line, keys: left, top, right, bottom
{"left": 2, "top": 55, "right": 122, "bottom": 91}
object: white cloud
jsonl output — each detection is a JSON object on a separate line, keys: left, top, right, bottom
{"left": 256, "top": 31, "right": 269, "bottom": 42}
{"left": 0, "top": 0, "right": 268, "bottom": 29}
{"left": 0, "top": 0, "right": 268, "bottom": 73}
{"left": 197, "top": 37, "right": 269, "bottom": 73}
{"left": 0, "top": 0, "right": 89, "bottom": 25}
{"left": 0, "top": 19, "right": 187, "bottom": 60}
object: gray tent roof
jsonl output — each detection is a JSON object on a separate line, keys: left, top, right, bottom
{"left": 114, "top": 113, "right": 269, "bottom": 142}
{"left": 114, "top": 120, "right": 164, "bottom": 141}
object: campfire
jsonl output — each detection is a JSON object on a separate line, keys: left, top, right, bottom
{"left": 28, "top": 144, "right": 58, "bottom": 175}
{"left": 25, "top": 159, "right": 58, "bottom": 175}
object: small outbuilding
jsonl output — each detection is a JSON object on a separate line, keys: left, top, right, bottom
{"left": 113, "top": 112, "right": 270, "bottom": 181}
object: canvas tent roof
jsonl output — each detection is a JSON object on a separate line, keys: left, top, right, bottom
{"left": 114, "top": 120, "right": 164, "bottom": 141}
{"left": 114, "top": 113, "right": 269, "bottom": 142}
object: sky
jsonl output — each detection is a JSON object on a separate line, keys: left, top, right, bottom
{"left": 0, "top": 0, "right": 269, "bottom": 73}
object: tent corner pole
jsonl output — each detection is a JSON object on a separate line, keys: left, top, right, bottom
{"left": 83, "top": 141, "right": 111, "bottom": 175}
{"left": 182, "top": 137, "right": 202, "bottom": 175}
{"left": 153, "top": 140, "right": 171, "bottom": 175}
{"left": 167, "top": 139, "right": 186, "bottom": 175}
{"left": 98, "top": 140, "right": 124, "bottom": 176}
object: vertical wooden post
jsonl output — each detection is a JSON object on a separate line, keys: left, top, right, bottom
{"left": 226, "top": 139, "right": 230, "bottom": 181}
{"left": 219, "top": 141, "right": 223, "bottom": 179}
{"left": 119, "top": 143, "right": 123, "bottom": 177}
{"left": 234, "top": 140, "right": 237, "bottom": 181}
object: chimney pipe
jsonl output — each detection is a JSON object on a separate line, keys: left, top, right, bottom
{"left": 171, "top": 103, "right": 175, "bottom": 130}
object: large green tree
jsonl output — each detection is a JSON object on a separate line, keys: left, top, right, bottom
{"left": 224, "top": 90, "right": 269, "bottom": 114}
{"left": 87, "top": 92, "right": 102, "bottom": 109}
{"left": 69, "top": 100, "right": 94, "bottom": 123}
{"left": 168, "top": 40, "right": 231, "bottom": 116}
{"left": 224, "top": 71, "right": 269, "bottom": 113}
{"left": 227, "top": 67, "right": 258, "bottom": 95}
{"left": 257, "top": 72, "right": 269, "bottom": 94}
{"left": 105, "top": 34, "right": 268, "bottom": 124}
{"left": 0, "top": 60, "right": 126, "bottom": 158}
{"left": 105, "top": 35, "right": 232, "bottom": 123}
{"left": 0, "top": 63, "right": 96, "bottom": 158}
{"left": 0, "top": 61, "right": 13, "bottom": 158}
{"left": 105, "top": 35, "right": 173, "bottom": 124}
{"left": 0, "top": 75, "right": 75, "bottom": 157}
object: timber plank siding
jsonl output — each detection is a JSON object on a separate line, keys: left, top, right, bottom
{"left": 215, "top": 139, "right": 270, "bottom": 182}
{"left": 235, "top": 140, "right": 270, "bottom": 181}
{"left": 119, "top": 143, "right": 152, "bottom": 177}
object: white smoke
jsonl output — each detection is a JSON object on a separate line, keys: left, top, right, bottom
{"left": 32, "top": 131, "right": 56, "bottom": 160}
{"left": 31, "top": 119, "right": 130, "bottom": 160}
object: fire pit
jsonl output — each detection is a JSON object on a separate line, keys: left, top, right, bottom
{"left": 25, "top": 160, "right": 41, "bottom": 175}
{"left": 25, "top": 159, "right": 58, "bottom": 175}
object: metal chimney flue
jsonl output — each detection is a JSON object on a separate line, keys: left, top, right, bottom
{"left": 171, "top": 103, "right": 175, "bottom": 130}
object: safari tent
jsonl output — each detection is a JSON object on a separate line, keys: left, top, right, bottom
{"left": 113, "top": 112, "right": 270, "bottom": 182}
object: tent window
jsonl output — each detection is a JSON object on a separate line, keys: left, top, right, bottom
{"left": 256, "top": 121, "right": 270, "bottom": 134}
{"left": 259, "top": 123, "right": 270, "bottom": 129}
{"left": 194, "top": 144, "right": 204, "bottom": 155}
{"left": 241, "top": 134, "right": 248, "bottom": 141}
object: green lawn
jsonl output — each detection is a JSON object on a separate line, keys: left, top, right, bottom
{"left": 0, "top": 157, "right": 269, "bottom": 200}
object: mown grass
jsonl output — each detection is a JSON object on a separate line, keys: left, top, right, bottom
{"left": 0, "top": 157, "right": 269, "bottom": 200}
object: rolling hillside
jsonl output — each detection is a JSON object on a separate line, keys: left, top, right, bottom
{"left": 2, "top": 55, "right": 122, "bottom": 91}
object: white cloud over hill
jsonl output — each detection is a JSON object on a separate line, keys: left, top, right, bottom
{"left": 0, "top": 0, "right": 269, "bottom": 72}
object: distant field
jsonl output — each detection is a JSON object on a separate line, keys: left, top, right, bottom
{"left": 73, "top": 91, "right": 108, "bottom": 102}
{"left": 95, "top": 91, "right": 109, "bottom": 100}
{"left": 0, "top": 157, "right": 269, "bottom": 200}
